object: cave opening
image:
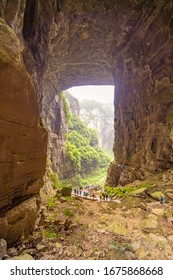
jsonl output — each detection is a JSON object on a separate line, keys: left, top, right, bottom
{"left": 56, "top": 85, "right": 115, "bottom": 190}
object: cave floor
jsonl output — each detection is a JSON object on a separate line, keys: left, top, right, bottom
{"left": 8, "top": 190, "right": 173, "bottom": 260}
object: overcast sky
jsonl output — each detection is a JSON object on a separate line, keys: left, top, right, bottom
{"left": 67, "top": 85, "right": 114, "bottom": 104}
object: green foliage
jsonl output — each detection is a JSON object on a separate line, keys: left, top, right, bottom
{"left": 63, "top": 208, "right": 74, "bottom": 217}
{"left": 60, "top": 92, "right": 71, "bottom": 124}
{"left": 43, "top": 230, "right": 57, "bottom": 239}
{"left": 46, "top": 156, "right": 51, "bottom": 166}
{"left": 105, "top": 183, "right": 154, "bottom": 198}
{"left": 67, "top": 130, "right": 89, "bottom": 148}
{"left": 96, "top": 147, "right": 111, "bottom": 168}
{"left": 79, "top": 145, "right": 99, "bottom": 167}
{"left": 104, "top": 186, "right": 135, "bottom": 198}
{"left": 65, "top": 114, "right": 111, "bottom": 175}
{"left": 50, "top": 172, "right": 59, "bottom": 189}
{"left": 69, "top": 115, "right": 90, "bottom": 139}
{"left": 89, "top": 128, "right": 99, "bottom": 147}
{"left": 76, "top": 168, "right": 107, "bottom": 188}
{"left": 48, "top": 197, "right": 57, "bottom": 209}
{"left": 65, "top": 140, "right": 81, "bottom": 169}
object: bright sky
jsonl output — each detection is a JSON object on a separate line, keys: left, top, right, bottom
{"left": 67, "top": 85, "right": 114, "bottom": 104}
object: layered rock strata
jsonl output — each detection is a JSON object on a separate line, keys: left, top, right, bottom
{"left": 19, "top": 1, "right": 173, "bottom": 185}
{"left": 0, "top": 19, "right": 47, "bottom": 243}
{"left": 0, "top": 0, "right": 173, "bottom": 242}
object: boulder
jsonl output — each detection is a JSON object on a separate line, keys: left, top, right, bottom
{"left": 150, "top": 192, "right": 165, "bottom": 201}
{"left": 0, "top": 239, "right": 7, "bottom": 259}
{"left": 151, "top": 208, "right": 164, "bottom": 216}
{"left": 0, "top": 197, "right": 38, "bottom": 245}
{"left": 108, "top": 221, "right": 128, "bottom": 235}
{"left": 9, "top": 253, "right": 34, "bottom": 260}
{"left": 139, "top": 218, "right": 159, "bottom": 233}
{"left": 60, "top": 186, "right": 72, "bottom": 197}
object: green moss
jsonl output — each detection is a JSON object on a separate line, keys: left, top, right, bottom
{"left": 60, "top": 91, "right": 71, "bottom": 124}
{"left": 48, "top": 197, "right": 57, "bottom": 209}
{"left": 50, "top": 172, "right": 59, "bottom": 189}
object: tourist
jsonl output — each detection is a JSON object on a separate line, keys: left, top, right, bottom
{"left": 160, "top": 196, "right": 163, "bottom": 204}
{"left": 105, "top": 192, "right": 108, "bottom": 201}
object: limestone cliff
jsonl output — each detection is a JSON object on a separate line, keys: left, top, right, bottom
{"left": 0, "top": 18, "right": 47, "bottom": 244}
{"left": 79, "top": 100, "right": 114, "bottom": 151}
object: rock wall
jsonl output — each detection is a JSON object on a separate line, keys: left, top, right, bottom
{"left": 2, "top": 0, "right": 172, "bottom": 185}
{"left": 21, "top": 0, "right": 172, "bottom": 186}
{"left": 106, "top": 1, "right": 173, "bottom": 185}
{"left": 0, "top": 0, "right": 173, "bottom": 242}
{"left": 0, "top": 18, "right": 47, "bottom": 243}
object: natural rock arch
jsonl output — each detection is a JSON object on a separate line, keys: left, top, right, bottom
{"left": 0, "top": 0, "right": 173, "bottom": 244}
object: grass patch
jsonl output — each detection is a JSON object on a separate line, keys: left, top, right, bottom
{"left": 48, "top": 197, "right": 57, "bottom": 209}
{"left": 50, "top": 172, "right": 59, "bottom": 189}
{"left": 42, "top": 230, "right": 57, "bottom": 239}
{"left": 105, "top": 183, "right": 154, "bottom": 198}
{"left": 63, "top": 208, "right": 74, "bottom": 217}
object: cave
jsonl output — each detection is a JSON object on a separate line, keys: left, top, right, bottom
{"left": 0, "top": 0, "right": 173, "bottom": 244}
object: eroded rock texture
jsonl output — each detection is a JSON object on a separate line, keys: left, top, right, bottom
{"left": 0, "top": 0, "right": 173, "bottom": 242}
{"left": 19, "top": 0, "right": 173, "bottom": 185}
{"left": 0, "top": 18, "right": 47, "bottom": 243}
{"left": 107, "top": 1, "right": 173, "bottom": 185}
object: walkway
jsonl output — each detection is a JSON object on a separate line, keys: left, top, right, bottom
{"left": 72, "top": 191, "right": 121, "bottom": 203}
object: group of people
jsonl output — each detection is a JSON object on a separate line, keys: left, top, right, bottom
{"left": 73, "top": 187, "right": 113, "bottom": 202}
{"left": 73, "top": 188, "right": 96, "bottom": 199}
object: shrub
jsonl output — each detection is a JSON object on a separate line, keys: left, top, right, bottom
{"left": 50, "top": 172, "right": 59, "bottom": 189}
{"left": 69, "top": 115, "right": 90, "bottom": 139}
{"left": 43, "top": 230, "right": 57, "bottom": 238}
{"left": 63, "top": 208, "right": 74, "bottom": 217}
{"left": 65, "top": 141, "right": 81, "bottom": 169}
{"left": 60, "top": 92, "right": 71, "bottom": 124}
{"left": 48, "top": 197, "right": 57, "bottom": 209}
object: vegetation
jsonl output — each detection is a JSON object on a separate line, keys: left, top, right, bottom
{"left": 65, "top": 113, "right": 111, "bottom": 175}
{"left": 60, "top": 92, "right": 71, "bottom": 124}
{"left": 59, "top": 168, "right": 107, "bottom": 188}
{"left": 50, "top": 172, "right": 59, "bottom": 189}
{"left": 104, "top": 183, "right": 154, "bottom": 198}
{"left": 63, "top": 208, "right": 74, "bottom": 217}
{"left": 42, "top": 230, "right": 57, "bottom": 239}
{"left": 48, "top": 197, "right": 57, "bottom": 209}
{"left": 79, "top": 99, "right": 114, "bottom": 152}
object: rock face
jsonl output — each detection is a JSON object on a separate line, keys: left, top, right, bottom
{"left": 0, "top": 0, "right": 173, "bottom": 241}
{"left": 79, "top": 100, "right": 114, "bottom": 150}
{"left": 0, "top": 19, "right": 47, "bottom": 243}
{"left": 19, "top": 0, "right": 173, "bottom": 185}
{"left": 106, "top": 1, "right": 173, "bottom": 185}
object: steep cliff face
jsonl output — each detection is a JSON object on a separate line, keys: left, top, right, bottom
{"left": 79, "top": 100, "right": 114, "bottom": 151}
{"left": 0, "top": 0, "right": 173, "bottom": 242}
{"left": 0, "top": 18, "right": 47, "bottom": 243}
{"left": 21, "top": 0, "right": 172, "bottom": 186}
{"left": 106, "top": 1, "right": 173, "bottom": 185}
